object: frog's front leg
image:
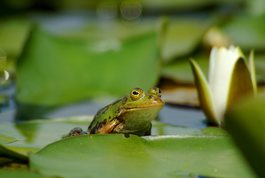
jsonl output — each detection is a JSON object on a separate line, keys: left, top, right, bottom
{"left": 94, "top": 119, "right": 120, "bottom": 134}
{"left": 65, "top": 127, "right": 88, "bottom": 138}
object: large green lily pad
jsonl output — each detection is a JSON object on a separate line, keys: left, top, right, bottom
{"left": 0, "top": 170, "right": 47, "bottom": 178}
{"left": 0, "top": 116, "right": 203, "bottom": 160}
{"left": 16, "top": 23, "right": 160, "bottom": 107}
{"left": 30, "top": 133, "right": 256, "bottom": 178}
{"left": 0, "top": 18, "right": 31, "bottom": 58}
{"left": 222, "top": 15, "right": 265, "bottom": 51}
{"left": 161, "top": 19, "right": 210, "bottom": 62}
{"left": 225, "top": 93, "right": 265, "bottom": 178}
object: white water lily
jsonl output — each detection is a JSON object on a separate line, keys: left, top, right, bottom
{"left": 190, "top": 46, "right": 257, "bottom": 126}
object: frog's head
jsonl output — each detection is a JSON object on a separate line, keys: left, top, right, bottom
{"left": 117, "top": 87, "right": 164, "bottom": 133}
{"left": 123, "top": 87, "right": 164, "bottom": 110}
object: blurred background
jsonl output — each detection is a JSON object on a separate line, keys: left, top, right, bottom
{"left": 0, "top": 0, "right": 265, "bottom": 127}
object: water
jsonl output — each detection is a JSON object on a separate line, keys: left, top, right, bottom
{"left": 0, "top": 83, "right": 206, "bottom": 129}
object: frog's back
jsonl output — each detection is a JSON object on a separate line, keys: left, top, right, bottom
{"left": 88, "top": 97, "right": 126, "bottom": 133}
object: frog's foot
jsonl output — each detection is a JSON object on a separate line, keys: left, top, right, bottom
{"left": 143, "top": 128, "right": 151, "bottom": 136}
{"left": 135, "top": 123, "right": 152, "bottom": 136}
{"left": 64, "top": 127, "right": 87, "bottom": 138}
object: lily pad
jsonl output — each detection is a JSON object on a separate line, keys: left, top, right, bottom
{"left": 0, "top": 18, "right": 31, "bottom": 58}
{"left": 222, "top": 15, "right": 265, "bottom": 51}
{"left": 162, "top": 56, "right": 209, "bottom": 83}
{"left": 16, "top": 23, "right": 160, "bottom": 108}
{"left": 0, "top": 170, "right": 47, "bottom": 178}
{"left": 30, "top": 133, "right": 255, "bottom": 178}
{"left": 0, "top": 116, "right": 204, "bottom": 160}
{"left": 161, "top": 19, "right": 211, "bottom": 62}
{"left": 0, "top": 116, "right": 92, "bottom": 159}
{"left": 225, "top": 93, "right": 265, "bottom": 178}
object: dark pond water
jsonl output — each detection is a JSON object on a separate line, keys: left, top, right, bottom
{"left": 0, "top": 83, "right": 206, "bottom": 129}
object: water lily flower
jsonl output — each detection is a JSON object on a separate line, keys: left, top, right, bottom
{"left": 190, "top": 46, "right": 257, "bottom": 126}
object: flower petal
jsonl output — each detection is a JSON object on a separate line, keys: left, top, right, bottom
{"left": 208, "top": 46, "right": 243, "bottom": 121}
{"left": 226, "top": 58, "right": 255, "bottom": 115}
{"left": 190, "top": 59, "right": 219, "bottom": 125}
{"left": 248, "top": 50, "right": 257, "bottom": 95}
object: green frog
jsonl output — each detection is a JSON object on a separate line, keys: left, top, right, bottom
{"left": 67, "top": 87, "right": 164, "bottom": 136}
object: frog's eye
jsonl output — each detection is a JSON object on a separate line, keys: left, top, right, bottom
{"left": 149, "top": 87, "right": 161, "bottom": 97}
{"left": 130, "top": 88, "right": 144, "bottom": 101}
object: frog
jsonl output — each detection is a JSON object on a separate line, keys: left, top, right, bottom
{"left": 67, "top": 87, "right": 164, "bottom": 137}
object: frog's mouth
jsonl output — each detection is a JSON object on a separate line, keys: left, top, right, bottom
{"left": 124, "top": 102, "right": 164, "bottom": 111}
